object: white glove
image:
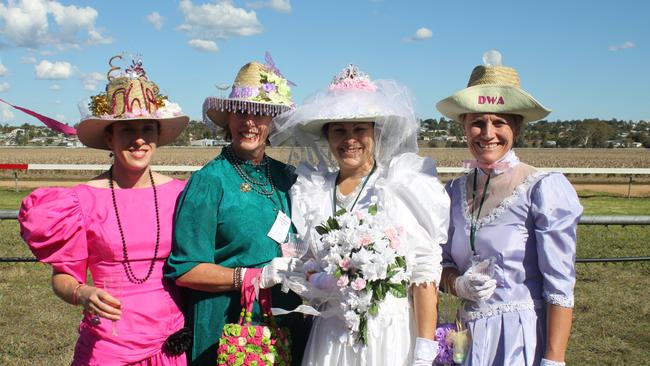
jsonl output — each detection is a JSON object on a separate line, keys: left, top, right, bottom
{"left": 540, "top": 359, "right": 566, "bottom": 366}
{"left": 412, "top": 337, "right": 439, "bottom": 366}
{"left": 260, "top": 257, "right": 303, "bottom": 289}
{"left": 454, "top": 272, "right": 496, "bottom": 302}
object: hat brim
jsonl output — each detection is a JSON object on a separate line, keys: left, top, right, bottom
{"left": 298, "top": 116, "right": 378, "bottom": 136}
{"left": 77, "top": 115, "right": 189, "bottom": 150}
{"left": 436, "top": 85, "right": 551, "bottom": 124}
{"left": 203, "top": 97, "right": 292, "bottom": 128}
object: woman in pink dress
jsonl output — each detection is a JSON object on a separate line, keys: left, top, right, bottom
{"left": 19, "top": 57, "right": 190, "bottom": 365}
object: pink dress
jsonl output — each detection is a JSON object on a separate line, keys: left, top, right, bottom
{"left": 19, "top": 180, "right": 187, "bottom": 366}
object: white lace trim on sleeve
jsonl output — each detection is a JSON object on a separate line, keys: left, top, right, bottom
{"left": 544, "top": 292, "right": 574, "bottom": 308}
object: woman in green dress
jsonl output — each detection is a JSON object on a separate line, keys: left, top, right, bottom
{"left": 165, "top": 59, "right": 307, "bottom": 365}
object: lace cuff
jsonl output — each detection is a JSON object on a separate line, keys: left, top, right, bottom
{"left": 544, "top": 292, "right": 574, "bottom": 308}
{"left": 540, "top": 358, "right": 566, "bottom": 366}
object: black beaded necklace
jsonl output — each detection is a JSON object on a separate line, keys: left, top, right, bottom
{"left": 224, "top": 145, "right": 276, "bottom": 198}
{"left": 108, "top": 166, "right": 160, "bottom": 284}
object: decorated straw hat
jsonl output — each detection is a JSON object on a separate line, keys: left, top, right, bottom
{"left": 436, "top": 50, "right": 551, "bottom": 124}
{"left": 203, "top": 53, "right": 294, "bottom": 128}
{"left": 76, "top": 55, "right": 189, "bottom": 150}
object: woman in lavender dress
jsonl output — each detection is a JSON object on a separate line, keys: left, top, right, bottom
{"left": 435, "top": 51, "right": 583, "bottom": 366}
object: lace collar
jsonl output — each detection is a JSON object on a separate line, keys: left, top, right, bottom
{"left": 460, "top": 169, "right": 546, "bottom": 230}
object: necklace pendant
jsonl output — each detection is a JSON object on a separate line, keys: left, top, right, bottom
{"left": 240, "top": 182, "right": 251, "bottom": 192}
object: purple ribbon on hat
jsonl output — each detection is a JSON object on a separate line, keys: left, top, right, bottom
{"left": 265, "top": 51, "right": 296, "bottom": 86}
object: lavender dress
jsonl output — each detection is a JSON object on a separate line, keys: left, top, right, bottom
{"left": 443, "top": 156, "right": 582, "bottom": 366}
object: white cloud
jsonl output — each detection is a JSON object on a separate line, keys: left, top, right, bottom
{"left": 608, "top": 41, "right": 635, "bottom": 52}
{"left": 0, "top": 104, "right": 14, "bottom": 121}
{"left": 0, "top": 63, "right": 7, "bottom": 76}
{"left": 87, "top": 28, "right": 113, "bottom": 45}
{"left": 179, "top": 0, "right": 263, "bottom": 44}
{"left": 0, "top": 0, "right": 112, "bottom": 49}
{"left": 146, "top": 11, "right": 164, "bottom": 30}
{"left": 81, "top": 71, "right": 104, "bottom": 91}
{"left": 21, "top": 56, "right": 37, "bottom": 64}
{"left": 48, "top": 84, "right": 62, "bottom": 91}
{"left": 189, "top": 39, "right": 219, "bottom": 53}
{"left": 407, "top": 27, "right": 432, "bottom": 42}
{"left": 35, "top": 60, "right": 74, "bottom": 79}
{"left": 0, "top": 82, "right": 10, "bottom": 92}
{"left": 246, "top": 0, "right": 291, "bottom": 13}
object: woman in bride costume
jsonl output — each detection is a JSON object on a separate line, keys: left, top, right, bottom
{"left": 270, "top": 65, "right": 450, "bottom": 366}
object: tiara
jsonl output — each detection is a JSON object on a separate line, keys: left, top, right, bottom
{"left": 329, "top": 64, "right": 377, "bottom": 92}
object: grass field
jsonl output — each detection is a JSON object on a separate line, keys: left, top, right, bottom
{"left": 1, "top": 187, "right": 649, "bottom": 365}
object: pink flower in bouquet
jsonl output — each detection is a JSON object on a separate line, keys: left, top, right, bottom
{"left": 337, "top": 274, "right": 349, "bottom": 287}
{"left": 339, "top": 257, "right": 351, "bottom": 271}
{"left": 354, "top": 211, "right": 365, "bottom": 220}
{"left": 385, "top": 226, "right": 401, "bottom": 249}
{"left": 351, "top": 278, "right": 367, "bottom": 291}
{"left": 359, "top": 234, "right": 372, "bottom": 247}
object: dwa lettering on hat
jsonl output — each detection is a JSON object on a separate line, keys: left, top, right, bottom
{"left": 478, "top": 95, "right": 505, "bottom": 105}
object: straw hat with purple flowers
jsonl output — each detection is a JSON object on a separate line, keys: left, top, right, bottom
{"left": 203, "top": 53, "right": 294, "bottom": 128}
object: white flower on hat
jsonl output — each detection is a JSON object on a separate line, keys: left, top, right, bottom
{"left": 154, "top": 100, "right": 183, "bottom": 119}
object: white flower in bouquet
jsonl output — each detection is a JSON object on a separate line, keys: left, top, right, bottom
{"left": 343, "top": 310, "right": 360, "bottom": 332}
{"left": 314, "top": 204, "right": 412, "bottom": 345}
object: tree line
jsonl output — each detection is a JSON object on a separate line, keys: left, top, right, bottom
{"left": 420, "top": 118, "right": 650, "bottom": 148}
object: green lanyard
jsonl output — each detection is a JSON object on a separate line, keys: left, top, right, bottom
{"left": 469, "top": 168, "right": 491, "bottom": 253}
{"left": 331, "top": 162, "right": 377, "bottom": 216}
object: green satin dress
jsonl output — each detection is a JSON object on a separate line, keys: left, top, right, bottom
{"left": 165, "top": 147, "right": 307, "bottom": 366}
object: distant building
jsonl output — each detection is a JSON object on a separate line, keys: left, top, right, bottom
{"left": 190, "top": 138, "right": 220, "bottom": 147}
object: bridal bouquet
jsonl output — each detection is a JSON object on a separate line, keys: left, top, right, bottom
{"left": 315, "top": 205, "right": 413, "bottom": 345}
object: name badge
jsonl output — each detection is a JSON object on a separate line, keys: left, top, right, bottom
{"left": 267, "top": 211, "right": 291, "bottom": 244}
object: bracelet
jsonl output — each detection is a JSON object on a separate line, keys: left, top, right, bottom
{"left": 71, "top": 283, "right": 84, "bottom": 305}
{"left": 232, "top": 267, "right": 243, "bottom": 290}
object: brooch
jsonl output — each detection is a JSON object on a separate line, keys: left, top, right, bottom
{"left": 240, "top": 182, "right": 251, "bottom": 192}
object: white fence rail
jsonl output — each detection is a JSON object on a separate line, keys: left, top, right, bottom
{"left": 17, "top": 164, "right": 650, "bottom": 175}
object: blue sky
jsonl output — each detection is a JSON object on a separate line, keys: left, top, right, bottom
{"left": 0, "top": 0, "right": 647, "bottom": 127}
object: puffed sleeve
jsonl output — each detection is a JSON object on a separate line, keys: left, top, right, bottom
{"left": 18, "top": 187, "right": 88, "bottom": 283}
{"left": 531, "top": 173, "right": 583, "bottom": 308}
{"left": 165, "top": 168, "right": 222, "bottom": 280}
{"left": 378, "top": 153, "right": 450, "bottom": 286}
{"left": 289, "top": 162, "right": 332, "bottom": 263}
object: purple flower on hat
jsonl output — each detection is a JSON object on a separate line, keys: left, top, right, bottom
{"left": 262, "top": 83, "right": 276, "bottom": 93}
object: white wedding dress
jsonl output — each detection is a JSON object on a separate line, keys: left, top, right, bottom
{"left": 290, "top": 153, "right": 450, "bottom": 366}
